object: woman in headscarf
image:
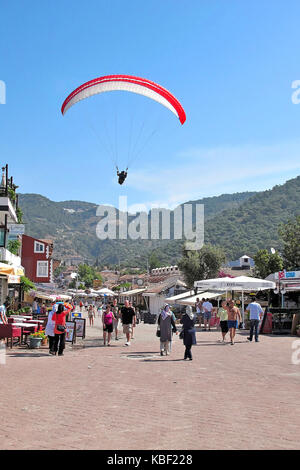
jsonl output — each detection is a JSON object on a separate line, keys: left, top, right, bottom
{"left": 45, "top": 303, "right": 57, "bottom": 355}
{"left": 157, "top": 304, "right": 177, "bottom": 356}
{"left": 180, "top": 305, "right": 197, "bottom": 360}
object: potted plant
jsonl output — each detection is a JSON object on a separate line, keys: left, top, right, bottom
{"left": 29, "top": 331, "right": 47, "bottom": 349}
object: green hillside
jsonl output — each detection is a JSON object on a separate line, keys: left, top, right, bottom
{"left": 204, "top": 175, "right": 300, "bottom": 259}
{"left": 18, "top": 176, "right": 300, "bottom": 266}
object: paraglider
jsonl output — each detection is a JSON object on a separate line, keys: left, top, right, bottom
{"left": 61, "top": 74, "right": 186, "bottom": 183}
{"left": 116, "top": 167, "right": 128, "bottom": 185}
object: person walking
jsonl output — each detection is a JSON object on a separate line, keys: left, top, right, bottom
{"left": 32, "top": 298, "right": 38, "bottom": 315}
{"left": 52, "top": 303, "right": 72, "bottom": 356}
{"left": 226, "top": 300, "right": 241, "bottom": 345}
{"left": 195, "top": 298, "right": 202, "bottom": 327}
{"left": 202, "top": 298, "right": 213, "bottom": 331}
{"left": 129, "top": 301, "right": 136, "bottom": 339}
{"left": 97, "top": 302, "right": 103, "bottom": 319}
{"left": 246, "top": 297, "right": 264, "bottom": 342}
{"left": 102, "top": 304, "right": 116, "bottom": 346}
{"left": 157, "top": 304, "right": 177, "bottom": 356}
{"left": 112, "top": 298, "right": 120, "bottom": 340}
{"left": 217, "top": 300, "right": 229, "bottom": 342}
{"left": 45, "top": 304, "right": 57, "bottom": 354}
{"left": 120, "top": 300, "right": 136, "bottom": 346}
{"left": 180, "top": 306, "right": 197, "bottom": 360}
{"left": 88, "top": 304, "right": 94, "bottom": 326}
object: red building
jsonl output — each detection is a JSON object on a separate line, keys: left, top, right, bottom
{"left": 21, "top": 235, "right": 53, "bottom": 284}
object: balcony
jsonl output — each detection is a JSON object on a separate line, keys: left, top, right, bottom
{"left": 0, "top": 195, "right": 18, "bottom": 224}
{"left": 0, "top": 164, "right": 19, "bottom": 224}
{"left": 0, "top": 247, "right": 21, "bottom": 267}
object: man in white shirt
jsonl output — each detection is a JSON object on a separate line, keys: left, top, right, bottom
{"left": 202, "top": 299, "right": 213, "bottom": 331}
{"left": 246, "top": 297, "right": 263, "bottom": 342}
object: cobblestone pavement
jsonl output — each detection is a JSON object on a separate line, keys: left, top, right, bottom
{"left": 1, "top": 313, "right": 300, "bottom": 450}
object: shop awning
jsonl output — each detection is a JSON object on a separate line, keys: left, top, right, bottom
{"left": 119, "top": 288, "right": 146, "bottom": 297}
{"left": 177, "top": 291, "right": 226, "bottom": 306}
{"left": 0, "top": 262, "right": 24, "bottom": 277}
{"left": 165, "top": 290, "right": 194, "bottom": 303}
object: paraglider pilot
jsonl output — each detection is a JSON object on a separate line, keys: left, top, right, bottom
{"left": 117, "top": 167, "right": 128, "bottom": 185}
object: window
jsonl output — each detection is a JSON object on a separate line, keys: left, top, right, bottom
{"left": 37, "top": 261, "right": 48, "bottom": 278}
{"left": 34, "top": 241, "right": 45, "bottom": 253}
{"left": 0, "top": 228, "right": 5, "bottom": 247}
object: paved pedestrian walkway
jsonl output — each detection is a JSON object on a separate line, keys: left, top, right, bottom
{"left": 1, "top": 314, "right": 300, "bottom": 450}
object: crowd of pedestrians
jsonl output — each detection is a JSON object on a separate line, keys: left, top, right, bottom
{"left": 43, "top": 295, "right": 264, "bottom": 359}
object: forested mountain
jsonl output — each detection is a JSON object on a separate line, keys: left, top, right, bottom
{"left": 18, "top": 175, "right": 300, "bottom": 266}
{"left": 204, "top": 175, "right": 300, "bottom": 259}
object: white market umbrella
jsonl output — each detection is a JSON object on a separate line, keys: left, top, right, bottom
{"left": 96, "top": 288, "right": 116, "bottom": 296}
{"left": 194, "top": 276, "right": 276, "bottom": 327}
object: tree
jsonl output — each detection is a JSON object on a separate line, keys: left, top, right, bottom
{"left": 20, "top": 276, "right": 35, "bottom": 293}
{"left": 278, "top": 216, "right": 300, "bottom": 270}
{"left": 77, "top": 263, "right": 98, "bottom": 288}
{"left": 7, "top": 240, "right": 21, "bottom": 255}
{"left": 19, "top": 276, "right": 35, "bottom": 304}
{"left": 178, "top": 244, "right": 226, "bottom": 289}
{"left": 254, "top": 249, "right": 283, "bottom": 279}
{"left": 148, "top": 251, "right": 161, "bottom": 271}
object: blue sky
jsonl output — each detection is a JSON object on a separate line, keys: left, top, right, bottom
{"left": 1, "top": 0, "right": 300, "bottom": 211}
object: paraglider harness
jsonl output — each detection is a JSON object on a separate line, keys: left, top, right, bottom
{"left": 117, "top": 167, "right": 128, "bottom": 185}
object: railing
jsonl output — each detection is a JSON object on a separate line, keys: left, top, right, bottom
{"left": 0, "top": 164, "right": 18, "bottom": 210}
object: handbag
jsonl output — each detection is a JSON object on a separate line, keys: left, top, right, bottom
{"left": 156, "top": 328, "right": 161, "bottom": 337}
{"left": 57, "top": 324, "right": 66, "bottom": 333}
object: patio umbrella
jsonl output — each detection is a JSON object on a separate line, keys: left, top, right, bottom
{"left": 96, "top": 288, "right": 116, "bottom": 296}
{"left": 194, "top": 276, "right": 276, "bottom": 327}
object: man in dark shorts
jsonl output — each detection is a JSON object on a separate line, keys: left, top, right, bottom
{"left": 120, "top": 299, "right": 136, "bottom": 346}
{"left": 217, "top": 300, "right": 229, "bottom": 342}
{"left": 226, "top": 300, "right": 241, "bottom": 345}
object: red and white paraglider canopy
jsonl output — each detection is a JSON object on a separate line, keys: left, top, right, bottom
{"left": 61, "top": 74, "right": 186, "bottom": 125}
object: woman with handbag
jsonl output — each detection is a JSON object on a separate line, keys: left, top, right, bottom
{"left": 180, "top": 306, "right": 197, "bottom": 360}
{"left": 51, "top": 303, "right": 71, "bottom": 356}
{"left": 102, "top": 304, "right": 116, "bottom": 346}
{"left": 157, "top": 304, "right": 177, "bottom": 356}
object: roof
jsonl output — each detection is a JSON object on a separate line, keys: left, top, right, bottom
{"left": 40, "top": 239, "right": 54, "bottom": 245}
{"left": 119, "top": 288, "right": 146, "bottom": 296}
{"left": 165, "top": 290, "right": 195, "bottom": 303}
{"left": 178, "top": 291, "right": 226, "bottom": 306}
{"left": 143, "top": 277, "right": 186, "bottom": 296}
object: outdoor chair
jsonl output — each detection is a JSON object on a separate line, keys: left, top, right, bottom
{"left": 22, "top": 324, "right": 37, "bottom": 341}
{"left": 0, "top": 324, "right": 22, "bottom": 348}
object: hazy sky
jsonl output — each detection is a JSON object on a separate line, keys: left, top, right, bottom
{"left": 1, "top": 0, "right": 300, "bottom": 210}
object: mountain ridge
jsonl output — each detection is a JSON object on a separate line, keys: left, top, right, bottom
{"left": 18, "top": 175, "right": 300, "bottom": 266}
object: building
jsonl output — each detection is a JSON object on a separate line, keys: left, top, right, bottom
{"left": 151, "top": 265, "right": 180, "bottom": 276}
{"left": 226, "top": 255, "right": 255, "bottom": 270}
{"left": 142, "top": 277, "right": 186, "bottom": 315}
{"left": 0, "top": 165, "right": 25, "bottom": 304}
{"left": 64, "top": 256, "right": 84, "bottom": 266}
{"left": 21, "top": 235, "right": 53, "bottom": 284}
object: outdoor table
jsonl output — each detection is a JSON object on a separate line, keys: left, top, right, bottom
{"left": 12, "top": 323, "right": 39, "bottom": 345}
{"left": 27, "top": 320, "right": 45, "bottom": 330}
{"left": 10, "top": 317, "right": 27, "bottom": 321}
